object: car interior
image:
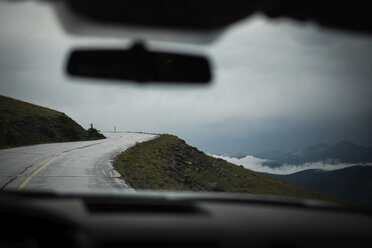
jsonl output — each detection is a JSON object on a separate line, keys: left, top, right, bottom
{"left": 1, "top": 1, "right": 372, "bottom": 248}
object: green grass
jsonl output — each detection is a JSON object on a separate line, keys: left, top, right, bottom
{"left": 0, "top": 95, "right": 105, "bottom": 149}
{"left": 116, "top": 134, "right": 341, "bottom": 203}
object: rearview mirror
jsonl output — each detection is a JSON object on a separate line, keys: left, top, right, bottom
{"left": 66, "top": 43, "right": 212, "bottom": 84}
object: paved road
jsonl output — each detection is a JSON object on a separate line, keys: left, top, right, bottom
{"left": 0, "top": 132, "right": 157, "bottom": 192}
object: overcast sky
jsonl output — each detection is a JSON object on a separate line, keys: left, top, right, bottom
{"left": 1, "top": 1, "right": 372, "bottom": 156}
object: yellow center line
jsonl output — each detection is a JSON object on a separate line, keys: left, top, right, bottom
{"left": 18, "top": 154, "right": 64, "bottom": 190}
{"left": 17, "top": 140, "right": 108, "bottom": 190}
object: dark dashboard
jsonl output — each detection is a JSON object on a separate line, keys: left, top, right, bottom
{"left": 1, "top": 191, "right": 371, "bottom": 248}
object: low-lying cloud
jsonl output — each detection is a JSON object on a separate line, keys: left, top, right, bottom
{"left": 210, "top": 154, "right": 372, "bottom": 175}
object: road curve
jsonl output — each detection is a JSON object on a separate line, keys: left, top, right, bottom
{"left": 0, "top": 132, "right": 157, "bottom": 192}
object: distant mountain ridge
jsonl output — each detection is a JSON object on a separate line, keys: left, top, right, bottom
{"left": 264, "top": 166, "right": 372, "bottom": 207}
{"left": 257, "top": 140, "right": 372, "bottom": 166}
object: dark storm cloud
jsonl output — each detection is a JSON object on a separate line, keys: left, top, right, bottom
{"left": 1, "top": 2, "right": 372, "bottom": 156}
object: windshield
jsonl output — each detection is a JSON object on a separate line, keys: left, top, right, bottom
{"left": 1, "top": 1, "right": 372, "bottom": 208}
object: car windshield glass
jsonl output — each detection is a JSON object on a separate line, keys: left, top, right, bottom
{"left": 1, "top": 1, "right": 372, "bottom": 208}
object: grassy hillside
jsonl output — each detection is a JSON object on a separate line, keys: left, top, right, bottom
{"left": 116, "top": 134, "right": 339, "bottom": 203}
{"left": 0, "top": 95, "right": 105, "bottom": 149}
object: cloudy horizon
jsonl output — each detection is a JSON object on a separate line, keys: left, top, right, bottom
{"left": 210, "top": 153, "right": 372, "bottom": 175}
{"left": 1, "top": 1, "right": 372, "bottom": 157}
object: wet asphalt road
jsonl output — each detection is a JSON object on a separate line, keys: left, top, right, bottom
{"left": 0, "top": 132, "right": 157, "bottom": 192}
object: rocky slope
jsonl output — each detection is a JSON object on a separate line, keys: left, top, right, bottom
{"left": 0, "top": 95, "right": 105, "bottom": 149}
